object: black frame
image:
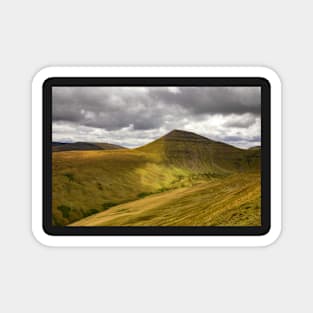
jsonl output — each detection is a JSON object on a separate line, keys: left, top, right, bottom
{"left": 43, "top": 77, "right": 270, "bottom": 236}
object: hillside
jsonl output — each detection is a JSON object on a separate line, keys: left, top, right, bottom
{"left": 71, "top": 173, "right": 260, "bottom": 226}
{"left": 52, "top": 142, "right": 126, "bottom": 152}
{"left": 249, "top": 146, "right": 261, "bottom": 151}
{"left": 137, "top": 129, "right": 259, "bottom": 173}
{"left": 52, "top": 130, "right": 260, "bottom": 226}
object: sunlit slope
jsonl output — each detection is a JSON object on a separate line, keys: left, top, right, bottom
{"left": 52, "top": 149, "right": 189, "bottom": 225}
{"left": 70, "top": 173, "right": 261, "bottom": 226}
{"left": 52, "top": 130, "right": 260, "bottom": 226}
{"left": 137, "top": 130, "right": 260, "bottom": 173}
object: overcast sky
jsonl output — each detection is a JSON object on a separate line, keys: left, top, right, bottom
{"left": 52, "top": 86, "right": 261, "bottom": 148}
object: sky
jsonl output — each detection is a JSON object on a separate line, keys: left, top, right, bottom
{"left": 52, "top": 86, "right": 261, "bottom": 149}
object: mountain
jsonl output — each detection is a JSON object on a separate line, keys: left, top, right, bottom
{"left": 137, "top": 129, "right": 259, "bottom": 173}
{"left": 52, "top": 142, "right": 126, "bottom": 152}
{"left": 52, "top": 130, "right": 260, "bottom": 226}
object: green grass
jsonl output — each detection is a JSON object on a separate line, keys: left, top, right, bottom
{"left": 64, "top": 173, "right": 74, "bottom": 181}
{"left": 137, "top": 192, "right": 154, "bottom": 199}
{"left": 57, "top": 205, "right": 71, "bottom": 219}
{"left": 102, "top": 202, "right": 118, "bottom": 210}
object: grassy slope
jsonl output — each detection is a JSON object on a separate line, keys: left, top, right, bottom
{"left": 137, "top": 130, "right": 259, "bottom": 173}
{"left": 52, "top": 130, "right": 260, "bottom": 226}
{"left": 52, "top": 149, "right": 189, "bottom": 225}
{"left": 71, "top": 173, "right": 261, "bottom": 226}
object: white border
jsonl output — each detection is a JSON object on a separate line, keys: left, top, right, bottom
{"left": 32, "top": 67, "right": 282, "bottom": 247}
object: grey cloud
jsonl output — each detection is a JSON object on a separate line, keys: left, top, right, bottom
{"left": 223, "top": 114, "right": 257, "bottom": 128}
{"left": 52, "top": 86, "right": 261, "bottom": 148}
{"left": 150, "top": 87, "right": 261, "bottom": 115}
{"left": 53, "top": 87, "right": 171, "bottom": 131}
{"left": 52, "top": 86, "right": 260, "bottom": 131}
{"left": 221, "top": 135, "right": 260, "bottom": 142}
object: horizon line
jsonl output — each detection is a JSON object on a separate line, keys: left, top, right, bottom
{"left": 52, "top": 129, "right": 260, "bottom": 150}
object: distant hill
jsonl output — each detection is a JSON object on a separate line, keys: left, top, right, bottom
{"left": 52, "top": 142, "right": 67, "bottom": 146}
{"left": 52, "top": 129, "right": 261, "bottom": 226}
{"left": 52, "top": 142, "right": 126, "bottom": 152}
{"left": 249, "top": 146, "right": 261, "bottom": 151}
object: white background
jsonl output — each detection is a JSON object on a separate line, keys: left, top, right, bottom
{"left": 0, "top": 1, "right": 311, "bottom": 312}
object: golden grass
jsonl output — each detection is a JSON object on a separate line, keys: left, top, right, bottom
{"left": 70, "top": 173, "right": 261, "bottom": 226}
{"left": 52, "top": 131, "right": 261, "bottom": 226}
{"left": 52, "top": 149, "right": 190, "bottom": 225}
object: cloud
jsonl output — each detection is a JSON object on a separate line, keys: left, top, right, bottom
{"left": 52, "top": 86, "right": 261, "bottom": 148}
{"left": 149, "top": 87, "right": 261, "bottom": 115}
{"left": 222, "top": 113, "right": 257, "bottom": 128}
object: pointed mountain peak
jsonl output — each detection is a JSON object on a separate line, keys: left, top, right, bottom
{"left": 162, "top": 129, "right": 214, "bottom": 143}
{"left": 167, "top": 129, "right": 186, "bottom": 134}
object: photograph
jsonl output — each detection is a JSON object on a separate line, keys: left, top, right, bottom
{"left": 52, "top": 86, "right": 261, "bottom": 227}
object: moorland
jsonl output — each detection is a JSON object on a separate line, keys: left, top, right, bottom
{"left": 52, "top": 130, "right": 261, "bottom": 226}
